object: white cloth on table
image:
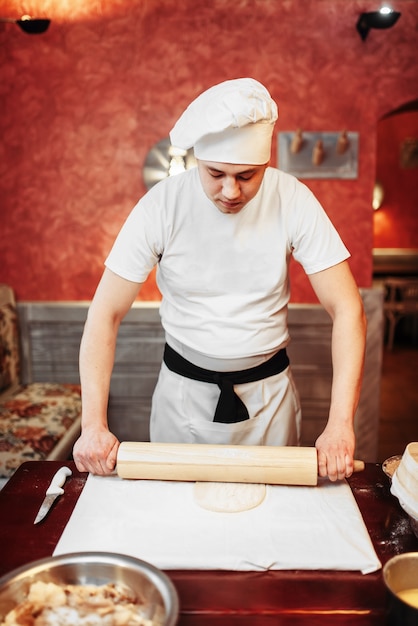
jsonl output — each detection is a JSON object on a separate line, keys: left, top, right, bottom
{"left": 54, "top": 474, "right": 381, "bottom": 574}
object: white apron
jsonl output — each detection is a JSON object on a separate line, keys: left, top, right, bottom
{"left": 150, "top": 361, "right": 301, "bottom": 447}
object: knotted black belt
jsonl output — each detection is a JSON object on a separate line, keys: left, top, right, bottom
{"left": 163, "top": 343, "right": 289, "bottom": 424}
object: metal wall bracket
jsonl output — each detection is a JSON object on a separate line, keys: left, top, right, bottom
{"left": 278, "top": 131, "right": 359, "bottom": 179}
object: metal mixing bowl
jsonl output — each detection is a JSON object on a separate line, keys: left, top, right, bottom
{"left": 383, "top": 552, "right": 418, "bottom": 625}
{"left": 382, "top": 454, "right": 402, "bottom": 480}
{"left": 0, "top": 552, "right": 179, "bottom": 625}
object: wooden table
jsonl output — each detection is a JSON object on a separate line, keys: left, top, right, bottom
{"left": 0, "top": 461, "right": 417, "bottom": 625}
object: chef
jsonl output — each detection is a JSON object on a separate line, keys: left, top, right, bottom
{"left": 73, "top": 78, "right": 366, "bottom": 482}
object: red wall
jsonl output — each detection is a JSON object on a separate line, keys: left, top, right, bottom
{"left": 0, "top": 0, "right": 417, "bottom": 302}
{"left": 374, "top": 110, "right": 418, "bottom": 248}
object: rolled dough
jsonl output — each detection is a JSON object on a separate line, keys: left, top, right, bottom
{"left": 193, "top": 481, "right": 266, "bottom": 513}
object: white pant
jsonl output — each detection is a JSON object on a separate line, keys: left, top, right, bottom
{"left": 150, "top": 362, "right": 301, "bottom": 446}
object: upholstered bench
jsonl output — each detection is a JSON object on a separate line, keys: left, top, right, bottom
{"left": 0, "top": 285, "right": 82, "bottom": 483}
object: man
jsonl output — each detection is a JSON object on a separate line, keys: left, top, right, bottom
{"left": 73, "top": 78, "right": 366, "bottom": 481}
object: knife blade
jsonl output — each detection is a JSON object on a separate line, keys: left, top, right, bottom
{"left": 34, "top": 466, "right": 72, "bottom": 524}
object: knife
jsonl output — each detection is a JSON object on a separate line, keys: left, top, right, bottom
{"left": 34, "top": 466, "right": 72, "bottom": 524}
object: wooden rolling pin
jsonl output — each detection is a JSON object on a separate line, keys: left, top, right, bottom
{"left": 117, "top": 442, "right": 365, "bottom": 486}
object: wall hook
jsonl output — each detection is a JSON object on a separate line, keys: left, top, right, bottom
{"left": 336, "top": 131, "right": 349, "bottom": 155}
{"left": 290, "top": 129, "right": 304, "bottom": 154}
{"left": 312, "top": 140, "right": 325, "bottom": 166}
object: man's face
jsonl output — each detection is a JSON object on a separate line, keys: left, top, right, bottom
{"left": 197, "top": 160, "right": 268, "bottom": 214}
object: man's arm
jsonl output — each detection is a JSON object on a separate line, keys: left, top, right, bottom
{"left": 73, "top": 268, "right": 142, "bottom": 475}
{"left": 308, "top": 260, "right": 367, "bottom": 482}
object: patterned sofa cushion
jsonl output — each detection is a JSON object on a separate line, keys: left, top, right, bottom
{"left": 0, "top": 383, "right": 82, "bottom": 478}
{"left": 0, "top": 302, "right": 20, "bottom": 393}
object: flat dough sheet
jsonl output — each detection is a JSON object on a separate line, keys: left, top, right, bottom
{"left": 54, "top": 475, "right": 381, "bottom": 574}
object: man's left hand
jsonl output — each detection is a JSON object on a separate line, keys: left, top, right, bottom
{"left": 315, "top": 424, "right": 355, "bottom": 481}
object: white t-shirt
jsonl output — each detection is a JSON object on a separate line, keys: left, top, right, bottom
{"left": 105, "top": 167, "right": 349, "bottom": 359}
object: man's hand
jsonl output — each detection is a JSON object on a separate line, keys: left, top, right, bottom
{"left": 315, "top": 423, "right": 355, "bottom": 482}
{"left": 73, "top": 426, "right": 120, "bottom": 475}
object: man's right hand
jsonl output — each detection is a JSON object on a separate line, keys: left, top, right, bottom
{"left": 73, "top": 426, "right": 120, "bottom": 475}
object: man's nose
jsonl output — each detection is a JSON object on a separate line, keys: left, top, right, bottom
{"left": 222, "top": 177, "right": 240, "bottom": 199}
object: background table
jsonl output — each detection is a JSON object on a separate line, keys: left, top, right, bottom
{"left": 0, "top": 461, "right": 417, "bottom": 625}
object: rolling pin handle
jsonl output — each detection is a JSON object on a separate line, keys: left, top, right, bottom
{"left": 353, "top": 460, "right": 365, "bottom": 473}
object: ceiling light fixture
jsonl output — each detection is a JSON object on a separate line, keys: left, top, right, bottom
{"left": 356, "top": 6, "right": 401, "bottom": 41}
{"left": 0, "top": 15, "right": 50, "bottom": 34}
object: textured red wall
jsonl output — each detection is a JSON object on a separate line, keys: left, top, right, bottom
{"left": 374, "top": 110, "right": 418, "bottom": 248}
{"left": 0, "top": 0, "right": 417, "bottom": 302}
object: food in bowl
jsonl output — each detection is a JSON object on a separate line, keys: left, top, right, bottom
{"left": 1, "top": 579, "right": 153, "bottom": 625}
{"left": 0, "top": 553, "right": 179, "bottom": 626}
{"left": 397, "top": 587, "right": 418, "bottom": 609}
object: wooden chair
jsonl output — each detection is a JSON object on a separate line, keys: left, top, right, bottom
{"left": 384, "top": 278, "right": 418, "bottom": 350}
{"left": 0, "top": 285, "right": 82, "bottom": 482}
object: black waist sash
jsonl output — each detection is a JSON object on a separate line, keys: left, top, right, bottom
{"left": 163, "top": 343, "right": 289, "bottom": 424}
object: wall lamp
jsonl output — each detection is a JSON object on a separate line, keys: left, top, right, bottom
{"left": 356, "top": 6, "right": 401, "bottom": 40}
{"left": 372, "top": 182, "right": 385, "bottom": 210}
{"left": 0, "top": 15, "right": 50, "bottom": 34}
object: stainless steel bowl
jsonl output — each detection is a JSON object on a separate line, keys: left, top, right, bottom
{"left": 383, "top": 552, "right": 418, "bottom": 625}
{"left": 382, "top": 454, "right": 402, "bottom": 480}
{"left": 0, "top": 552, "right": 179, "bottom": 625}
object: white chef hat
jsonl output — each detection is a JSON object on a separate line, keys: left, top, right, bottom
{"left": 169, "top": 78, "right": 278, "bottom": 165}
